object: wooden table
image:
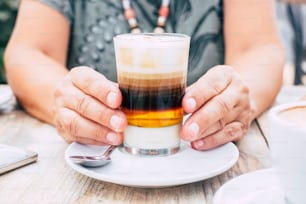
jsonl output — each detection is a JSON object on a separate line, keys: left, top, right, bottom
{"left": 0, "top": 85, "right": 305, "bottom": 204}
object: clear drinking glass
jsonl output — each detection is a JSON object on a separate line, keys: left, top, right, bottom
{"left": 114, "top": 33, "right": 190, "bottom": 156}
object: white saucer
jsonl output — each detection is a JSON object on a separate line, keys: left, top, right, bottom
{"left": 213, "top": 168, "right": 286, "bottom": 204}
{"left": 65, "top": 142, "right": 239, "bottom": 188}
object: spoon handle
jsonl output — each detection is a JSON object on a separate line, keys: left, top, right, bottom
{"left": 104, "top": 145, "right": 117, "bottom": 157}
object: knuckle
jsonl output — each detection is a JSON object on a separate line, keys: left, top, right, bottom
{"left": 206, "top": 67, "right": 234, "bottom": 94}
{"left": 76, "top": 94, "right": 91, "bottom": 116}
{"left": 70, "top": 67, "right": 103, "bottom": 92}
{"left": 98, "top": 108, "right": 111, "bottom": 125}
{"left": 205, "top": 76, "right": 225, "bottom": 94}
{"left": 215, "top": 97, "right": 231, "bottom": 114}
{"left": 53, "top": 76, "right": 72, "bottom": 102}
{"left": 67, "top": 117, "right": 78, "bottom": 138}
{"left": 216, "top": 65, "right": 235, "bottom": 78}
{"left": 88, "top": 80, "right": 102, "bottom": 95}
{"left": 61, "top": 133, "right": 74, "bottom": 143}
{"left": 223, "top": 66, "right": 236, "bottom": 77}
{"left": 70, "top": 66, "right": 85, "bottom": 75}
{"left": 241, "top": 83, "right": 250, "bottom": 94}
{"left": 218, "top": 118, "right": 226, "bottom": 129}
{"left": 53, "top": 79, "right": 69, "bottom": 99}
{"left": 237, "top": 80, "right": 250, "bottom": 97}
{"left": 226, "top": 127, "right": 239, "bottom": 140}
{"left": 213, "top": 65, "right": 234, "bottom": 73}
{"left": 60, "top": 110, "right": 78, "bottom": 138}
{"left": 54, "top": 116, "right": 75, "bottom": 143}
{"left": 53, "top": 85, "right": 63, "bottom": 98}
{"left": 69, "top": 68, "right": 79, "bottom": 79}
{"left": 69, "top": 67, "right": 90, "bottom": 84}
{"left": 225, "top": 122, "right": 245, "bottom": 141}
{"left": 80, "top": 77, "right": 93, "bottom": 91}
{"left": 231, "top": 73, "right": 250, "bottom": 95}
{"left": 249, "top": 102, "right": 257, "bottom": 119}
{"left": 93, "top": 126, "right": 107, "bottom": 141}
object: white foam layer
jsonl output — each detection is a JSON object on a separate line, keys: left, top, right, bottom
{"left": 124, "top": 125, "right": 180, "bottom": 149}
{"left": 117, "top": 65, "right": 188, "bottom": 73}
{"left": 114, "top": 33, "right": 190, "bottom": 48}
{"left": 114, "top": 33, "right": 190, "bottom": 73}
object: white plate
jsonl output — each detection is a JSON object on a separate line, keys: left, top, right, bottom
{"left": 65, "top": 142, "right": 239, "bottom": 188}
{"left": 213, "top": 168, "right": 286, "bottom": 204}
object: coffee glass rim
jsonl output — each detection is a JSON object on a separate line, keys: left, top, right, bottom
{"left": 113, "top": 32, "right": 190, "bottom": 43}
{"left": 268, "top": 101, "right": 306, "bottom": 131}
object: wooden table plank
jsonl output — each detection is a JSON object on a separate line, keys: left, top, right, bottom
{"left": 0, "top": 90, "right": 271, "bottom": 204}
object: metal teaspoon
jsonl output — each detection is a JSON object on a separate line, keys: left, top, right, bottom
{"left": 69, "top": 145, "right": 117, "bottom": 167}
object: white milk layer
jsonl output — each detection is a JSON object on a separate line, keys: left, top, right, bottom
{"left": 124, "top": 125, "right": 180, "bottom": 149}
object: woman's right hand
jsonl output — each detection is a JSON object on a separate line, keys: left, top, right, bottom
{"left": 52, "top": 66, "right": 127, "bottom": 145}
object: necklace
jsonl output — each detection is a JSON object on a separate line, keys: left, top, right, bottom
{"left": 122, "top": 0, "right": 170, "bottom": 33}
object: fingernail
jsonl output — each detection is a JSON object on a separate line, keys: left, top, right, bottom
{"left": 192, "top": 140, "right": 205, "bottom": 150}
{"left": 187, "top": 122, "right": 199, "bottom": 140}
{"left": 110, "top": 115, "right": 123, "bottom": 131}
{"left": 187, "top": 98, "right": 196, "bottom": 110}
{"left": 106, "top": 132, "right": 118, "bottom": 144}
{"left": 107, "top": 91, "right": 117, "bottom": 106}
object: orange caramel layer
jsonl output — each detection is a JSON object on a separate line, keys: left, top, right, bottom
{"left": 122, "top": 107, "right": 184, "bottom": 128}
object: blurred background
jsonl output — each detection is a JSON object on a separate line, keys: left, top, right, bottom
{"left": 277, "top": 1, "right": 306, "bottom": 85}
{"left": 0, "top": 0, "right": 305, "bottom": 85}
{"left": 0, "top": 0, "right": 18, "bottom": 84}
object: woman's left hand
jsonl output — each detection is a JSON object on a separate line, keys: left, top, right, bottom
{"left": 180, "top": 65, "right": 256, "bottom": 150}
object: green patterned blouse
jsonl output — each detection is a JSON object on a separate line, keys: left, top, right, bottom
{"left": 40, "top": 0, "right": 224, "bottom": 85}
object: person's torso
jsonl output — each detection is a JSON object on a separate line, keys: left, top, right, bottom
{"left": 41, "top": 0, "right": 224, "bottom": 85}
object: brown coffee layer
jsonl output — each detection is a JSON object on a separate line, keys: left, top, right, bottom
{"left": 117, "top": 71, "right": 186, "bottom": 88}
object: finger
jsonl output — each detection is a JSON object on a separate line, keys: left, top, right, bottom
{"left": 58, "top": 129, "right": 109, "bottom": 146}
{"left": 55, "top": 82, "right": 127, "bottom": 132}
{"left": 181, "top": 80, "right": 248, "bottom": 141}
{"left": 72, "top": 138, "right": 108, "bottom": 146}
{"left": 189, "top": 97, "right": 253, "bottom": 150}
{"left": 54, "top": 108, "right": 123, "bottom": 145}
{"left": 200, "top": 93, "right": 250, "bottom": 136}
{"left": 182, "top": 65, "right": 233, "bottom": 113}
{"left": 191, "top": 121, "right": 246, "bottom": 150}
{"left": 69, "top": 66, "right": 122, "bottom": 109}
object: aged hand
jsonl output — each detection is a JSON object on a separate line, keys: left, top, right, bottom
{"left": 180, "top": 65, "right": 256, "bottom": 150}
{"left": 52, "top": 66, "right": 127, "bottom": 145}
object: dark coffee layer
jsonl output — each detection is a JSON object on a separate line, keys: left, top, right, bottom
{"left": 120, "top": 86, "right": 184, "bottom": 111}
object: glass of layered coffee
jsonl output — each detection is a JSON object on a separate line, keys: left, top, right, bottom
{"left": 114, "top": 33, "right": 190, "bottom": 156}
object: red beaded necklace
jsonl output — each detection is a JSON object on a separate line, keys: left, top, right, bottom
{"left": 122, "top": 0, "right": 170, "bottom": 33}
